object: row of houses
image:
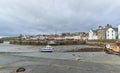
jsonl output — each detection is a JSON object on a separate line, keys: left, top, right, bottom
{"left": 20, "top": 24, "right": 120, "bottom": 41}
{"left": 21, "top": 32, "right": 88, "bottom": 41}
{"left": 88, "top": 24, "right": 119, "bottom": 40}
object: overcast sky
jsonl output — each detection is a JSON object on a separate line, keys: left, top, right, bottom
{"left": 0, "top": 0, "right": 120, "bottom": 36}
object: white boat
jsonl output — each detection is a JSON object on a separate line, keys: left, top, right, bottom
{"left": 40, "top": 45, "right": 54, "bottom": 52}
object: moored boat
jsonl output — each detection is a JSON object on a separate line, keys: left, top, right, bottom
{"left": 40, "top": 45, "right": 54, "bottom": 52}
{"left": 47, "top": 41, "right": 60, "bottom": 46}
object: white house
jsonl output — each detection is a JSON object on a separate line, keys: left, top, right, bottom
{"left": 88, "top": 30, "right": 98, "bottom": 40}
{"left": 106, "top": 28, "right": 118, "bottom": 40}
{"left": 65, "top": 36, "right": 74, "bottom": 40}
{"left": 73, "top": 36, "right": 81, "bottom": 40}
{"left": 118, "top": 25, "right": 120, "bottom": 39}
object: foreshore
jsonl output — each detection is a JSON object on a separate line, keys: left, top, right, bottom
{"left": 0, "top": 52, "right": 120, "bottom": 73}
{"left": 0, "top": 43, "right": 119, "bottom": 73}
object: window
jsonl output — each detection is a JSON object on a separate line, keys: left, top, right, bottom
{"left": 112, "top": 30, "right": 113, "bottom": 33}
{"left": 112, "top": 34, "right": 114, "bottom": 36}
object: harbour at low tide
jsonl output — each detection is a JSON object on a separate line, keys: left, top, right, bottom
{"left": 0, "top": 41, "right": 120, "bottom": 73}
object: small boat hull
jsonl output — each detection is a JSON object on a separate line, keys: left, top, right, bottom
{"left": 40, "top": 48, "right": 54, "bottom": 52}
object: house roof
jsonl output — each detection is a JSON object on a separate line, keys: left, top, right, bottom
{"left": 90, "top": 29, "right": 97, "bottom": 34}
{"left": 113, "top": 28, "right": 118, "bottom": 32}
{"left": 104, "top": 24, "right": 112, "bottom": 31}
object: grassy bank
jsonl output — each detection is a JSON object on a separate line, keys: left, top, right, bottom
{"left": 1, "top": 37, "right": 17, "bottom": 41}
{"left": 0, "top": 39, "right": 3, "bottom": 43}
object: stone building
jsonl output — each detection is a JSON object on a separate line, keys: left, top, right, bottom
{"left": 97, "top": 24, "right": 112, "bottom": 40}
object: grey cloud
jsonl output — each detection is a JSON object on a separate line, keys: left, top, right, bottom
{"left": 0, "top": 0, "right": 120, "bottom": 36}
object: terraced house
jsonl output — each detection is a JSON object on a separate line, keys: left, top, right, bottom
{"left": 88, "top": 24, "right": 117, "bottom": 40}
{"left": 88, "top": 29, "right": 98, "bottom": 40}
{"left": 97, "top": 24, "right": 112, "bottom": 40}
